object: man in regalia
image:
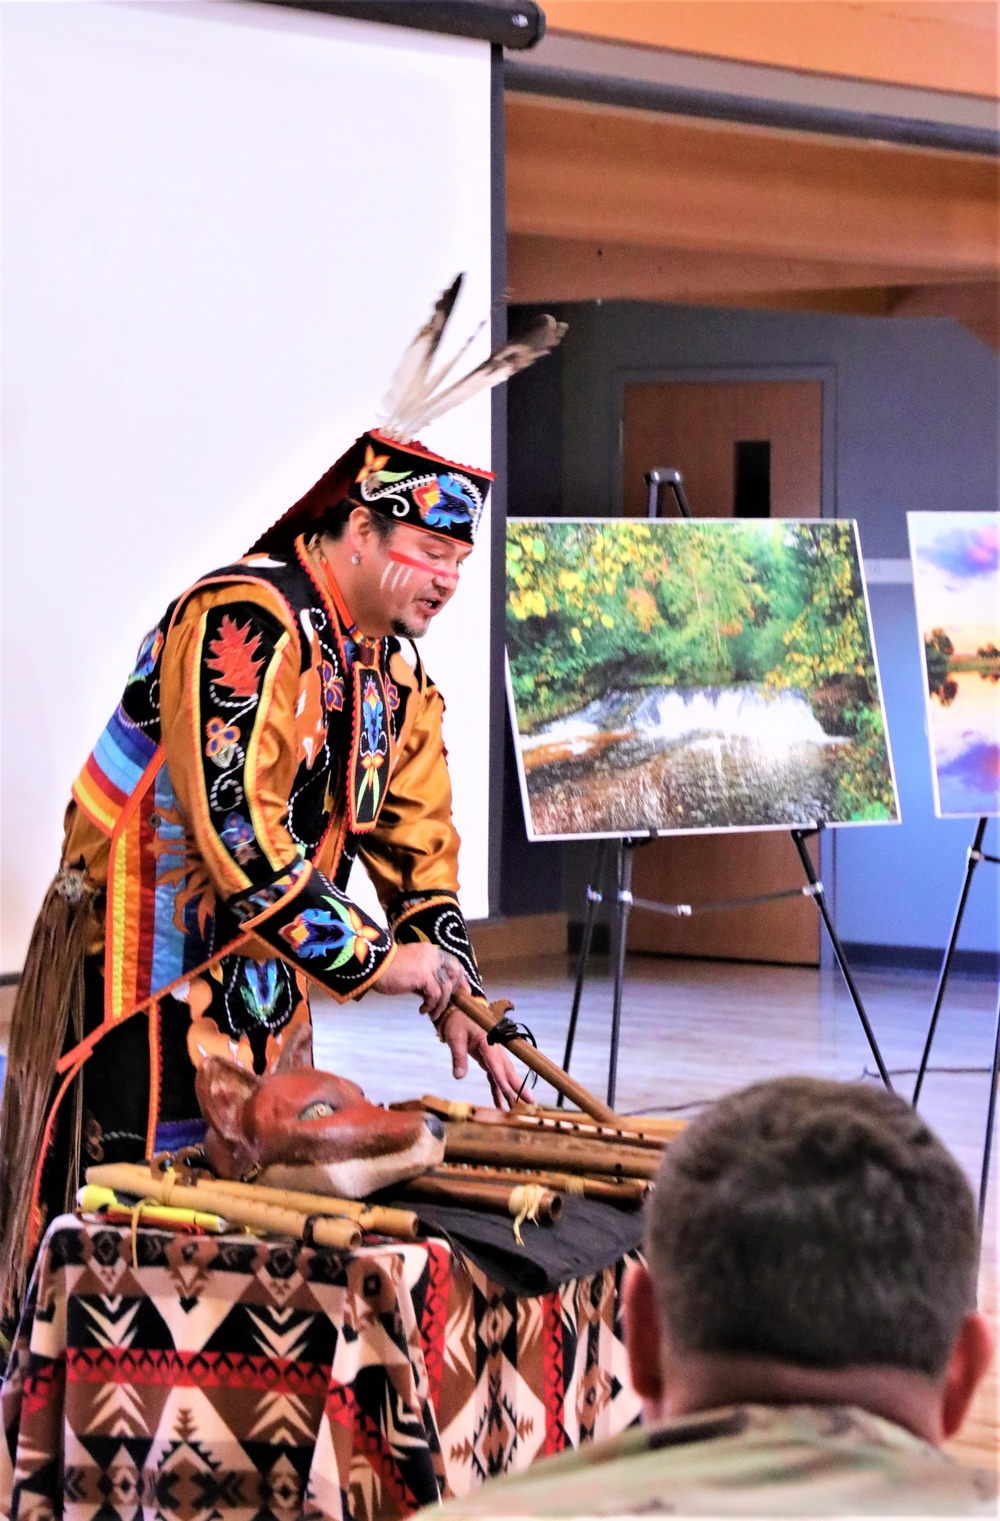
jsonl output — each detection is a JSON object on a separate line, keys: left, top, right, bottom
{"left": 0, "top": 280, "right": 565, "bottom": 1334}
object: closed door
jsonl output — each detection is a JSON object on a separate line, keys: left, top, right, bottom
{"left": 622, "top": 379, "right": 823, "bottom": 965}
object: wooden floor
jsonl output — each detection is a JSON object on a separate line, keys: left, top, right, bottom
{"left": 312, "top": 953, "right": 999, "bottom": 1474}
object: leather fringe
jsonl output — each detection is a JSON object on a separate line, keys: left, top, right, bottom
{"left": 0, "top": 869, "right": 93, "bottom": 1328}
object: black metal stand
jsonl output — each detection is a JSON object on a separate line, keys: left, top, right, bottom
{"left": 911, "top": 817, "right": 999, "bottom": 1227}
{"left": 557, "top": 464, "right": 891, "bottom": 1107}
{"left": 559, "top": 840, "right": 605, "bottom": 1102}
{"left": 790, "top": 828, "right": 892, "bottom": 1089}
{"left": 560, "top": 836, "right": 648, "bottom": 1110}
{"left": 980, "top": 984, "right": 1000, "bottom": 1231}
{"left": 913, "top": 818, "right": 990, "bottom": 1104}
{"left": 607, "top": 838, "right": 639, "bottom": 1109}
{"left": 644, "top": 467, "right": 692, "bottom": 522}
{"left": 562, "top": 824, "right": 893, "bottom": 1109}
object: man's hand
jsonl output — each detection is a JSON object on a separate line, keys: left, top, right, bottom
{"left": 372, "top": 944, "right": 522, "bottom": 1108}
{"left": 438, "top": 1010, "right": 522, "bottom": 1110}
{"left": 372, "top": 942, "right": 466, "bottom": 1022}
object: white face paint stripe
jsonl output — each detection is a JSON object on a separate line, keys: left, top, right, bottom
{"left": 379, "top": 563, "right": 393, "bottom": 590}
{"left": 387, "top": 548, "right": 460, "bottom": 584}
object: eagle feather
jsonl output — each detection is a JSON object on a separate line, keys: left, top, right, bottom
{"left": 379, "top": 280, "right": 566, "bottom": 440}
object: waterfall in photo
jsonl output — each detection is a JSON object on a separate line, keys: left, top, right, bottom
{"left": 519, "top": 683, "right": 857, "bottom": 837}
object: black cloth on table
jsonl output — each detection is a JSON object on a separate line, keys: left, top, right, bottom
{"left": 376, "top": 1191, "right": 645, "bottom": 1295}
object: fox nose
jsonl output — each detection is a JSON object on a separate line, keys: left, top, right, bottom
{"left": 424, "top": 1114, "right": 445, "bottom": 1142}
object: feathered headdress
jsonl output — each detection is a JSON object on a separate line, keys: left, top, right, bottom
{"left": 377, "top": 274, "right": 565, "bottom": 441}
{"left": 248, "top": 276, "right": 566, "bottom": 553}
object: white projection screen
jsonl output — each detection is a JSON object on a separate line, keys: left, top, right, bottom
{"left": 1, "top": 1, "right": 494, "bottom": 971}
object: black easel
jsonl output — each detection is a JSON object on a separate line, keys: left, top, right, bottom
{"left": 911, "top": 817, "right": 999, "bottom": 1226}
{"left": 560, "top": 467, "right": 892, "bottom": 1109}
{"left": 561, "top": 835, "right": 659, "bottom": 1109}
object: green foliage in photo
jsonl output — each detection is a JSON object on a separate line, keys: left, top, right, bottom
{"left": 506, "top": 518, "right": 896, "bottom": 822}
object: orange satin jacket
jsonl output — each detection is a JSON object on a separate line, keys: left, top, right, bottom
{"left": 64, "top": 534, "right": 484, "bottom": 1039}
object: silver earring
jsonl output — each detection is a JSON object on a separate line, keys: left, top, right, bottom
{"left": 351, "top": 552, "right": 361, "bottom": 566}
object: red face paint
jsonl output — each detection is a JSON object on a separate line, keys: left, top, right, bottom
{"left": 387, "top": 548, "right": 460, "bottom": 584}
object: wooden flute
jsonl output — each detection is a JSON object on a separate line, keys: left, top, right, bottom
{"left": 169, "top": 1174, "right": 421, "bottom": 1240}
{"left": 442, "top": 1121, "right": 661, "bottom": 1179}
{"left": 511, "top": 1100, "right": 688, "bottom": 1142}
{"left": 397, "top": 1173, "right": 563, "bottom": 1225}
{"left": 85, "top": 1163, "right": 364, "bottom": 1250}
{"left": 430, "top": 1162, "right": 650, "bottom": 1207}
{"left": 392, "top": 1096, "right": 670, "bottom": 1152}
{"left": 449, "top": 991, "right": 619, "bottom": 1125}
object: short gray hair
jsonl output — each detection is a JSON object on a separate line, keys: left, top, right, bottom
{"left": 645, "top": 1076, "right": 977, "bottom": 1377}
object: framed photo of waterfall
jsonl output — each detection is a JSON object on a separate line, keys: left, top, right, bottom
{"left": 505, "top": 517, "right": 899, "bottom": 840}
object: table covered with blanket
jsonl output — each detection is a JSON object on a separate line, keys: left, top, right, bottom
{"left": 2, "top": 1215, "right": 642, "bottom": 1519}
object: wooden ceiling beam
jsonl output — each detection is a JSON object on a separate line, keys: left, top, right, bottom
{"left": 506, "top": 234, "right": 992, "bottom": 304}
{"left": 889, "top": 280, "right": 999, "bottom": 350}
{"left": 506, "top": 95, "right": 1000, "bottom": 278}
{"left": 540, "top": 2, "right": 999, "bottom": 100}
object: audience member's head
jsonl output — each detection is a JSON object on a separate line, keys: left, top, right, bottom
{"left": 626, "top": 1076, "right": 993, "bottom": 1445}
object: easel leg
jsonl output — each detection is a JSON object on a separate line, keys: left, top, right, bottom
{"left": 791, "top": 829, "right": 893, "bottom": 1091}
{"left": 559, "top": 840, "right": 606, "bottom": 1102}
{"left": 978, "top": 981, "right": 1000, "bottom": 1232}
{"left": 607, "top": 840, "right": 635, "bottom": 1111}
{"left": 913, "top": 818, "right": 988, "bottom": 1107}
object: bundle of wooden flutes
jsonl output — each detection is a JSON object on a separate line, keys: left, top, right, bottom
{"left": 383, "top": 1095, "right": 683, "bottom": 1239}
{"left": 82, "top": 1162, "right": 424, "bottom": 1247}
{"left": 81, "top": 1096, "right": 681, "bottom": 1250}
{"left": 79, "top": 993, "right": 683, "bottom": 1250}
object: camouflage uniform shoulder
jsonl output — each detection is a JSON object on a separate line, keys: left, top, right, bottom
{"left": 427, "top": 1404, "right": 998, "bottom": 1517}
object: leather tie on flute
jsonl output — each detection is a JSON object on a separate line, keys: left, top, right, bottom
{"left": 450, "top": 991, "right": 618, "bottom": 1125}
{"left": 398, "top": 1173, "right": 562, "bottom": 1225}
{"left": 85, "top": 1164, "right": 362, "bottom": 1250}
{"left": 178, "top": 1175, "right": 420, "bottom": 1241}
{"left": 442, "top": 1121, "right": 660, "bottom": 1179}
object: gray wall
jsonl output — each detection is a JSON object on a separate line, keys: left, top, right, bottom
{"left": 505, "top": 300, "right": 999, "bottom": 957}
{"left": 501, "top": 317, "right": 566, "bottom": 917}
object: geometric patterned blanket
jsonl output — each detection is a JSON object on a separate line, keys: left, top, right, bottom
{"left": 1, "top": 1217, "right": 641, "bottom": 1520}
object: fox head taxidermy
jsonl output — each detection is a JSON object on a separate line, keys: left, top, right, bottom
{"left": 195, "top": 1025, "right": 445, "bottom": 1198}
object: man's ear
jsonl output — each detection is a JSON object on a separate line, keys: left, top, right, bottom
{"left": 348, "top": 503, "right": 377, "bottom": 547}
{"left": 940, "top": 1311, "right": 995, "bottom": 1438}
{"left": 624, "top": 1260, "right": 666, "bottom": 1406}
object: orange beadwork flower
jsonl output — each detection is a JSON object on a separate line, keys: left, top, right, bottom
{"left": 205, "top": 716, "right": 240, "bottom": 765}
{"left": 343, "top": 905, "right": 382, "bottom": 962}
{"left": 283, "top": 896, "right": 382, "bottom": 970}
{"left": 356, "top": 444, "right": 390, "bottom": 486}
